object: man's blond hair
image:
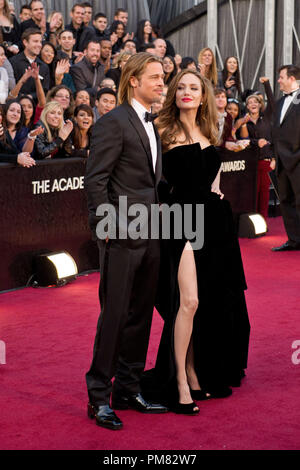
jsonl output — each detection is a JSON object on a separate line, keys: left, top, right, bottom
{"left": 118, "top": 52, "right": 163, "bottom": 105}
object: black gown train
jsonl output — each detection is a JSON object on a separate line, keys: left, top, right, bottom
{"left": 141, "top": 143, "right": 250, "bottom": 404}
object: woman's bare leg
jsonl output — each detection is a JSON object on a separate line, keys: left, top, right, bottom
{"left": 174, "top": 242, "right": 199, "bottom": 409}
{"left": 186, "top": 339, "right": 201, "bottom": 391}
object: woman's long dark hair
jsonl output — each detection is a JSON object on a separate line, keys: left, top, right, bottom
{"left": 4, "top": 99, "right": 25, "bottom": 131}
{"left": 111, "top": 20, "right": 126, "bottom": 54}
{"left": 72, "top": 104, "right": 94, "bottom": 149}
{"left": 18, "top": 95, "right": 36, "bottom": 131}
{"left": 110, "top": 20, "right": 125, "bottom": 37}
{"left": 40, "top": 42, "right": 58, "bottom": 88}
{"left": 135, "top": 19, "right": 152, "bottom": 46}
{"left": 222, "top": 56, "right": 242, "bottom": 95}
{"left": 163, "top": 55, "right": 177, "bottom": 85}
{"left": 157, "top": 69, "right": 219, "bottom": 151}
{"left": 181, "top": 57, "right": 198, "bottom": 71}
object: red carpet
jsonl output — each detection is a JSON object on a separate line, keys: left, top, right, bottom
{"left": 1, "top": 217, "right": 300, "bottom": 450}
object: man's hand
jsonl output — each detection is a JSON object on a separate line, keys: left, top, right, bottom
{"left": 73, "top": 52, "right": 85, "bottom": 64}
{"left": 259, "top": 77, "right": 269, "bottom": 83}
{"left": 30, "top": 62, "right": 40, "bottom": 80}
{"left": 40, "top": 13, "right": 47, "bottom": 35}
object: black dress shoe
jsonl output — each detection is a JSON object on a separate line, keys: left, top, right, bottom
{"left": 111, "top": 391, "right": 168, "bottom": 414}
{"left": 271, "top": 241, "right": 300, "bottom": 252}
{"left": 87, "top": 403, "right": 123, "bottom": 430}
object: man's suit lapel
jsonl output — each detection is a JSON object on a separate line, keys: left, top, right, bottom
{"left": 125, "top": 103, "right": 155, "bottom": 180}
{"left": 279, "top": 90, "right": 300, "bottom": 126}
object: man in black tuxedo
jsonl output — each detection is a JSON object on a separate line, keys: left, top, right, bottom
{"left": 10, "top": 29, "right": 50, "bottom": 99}
{"left": 85, "top": 53, "right": 167, "bottom": 430}
{"left": 272, "top": 65, "right": 300, "bottom": 251}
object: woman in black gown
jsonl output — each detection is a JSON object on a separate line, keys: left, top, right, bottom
{"left": 141, "top": 69, "right": 250, "bottom": 415}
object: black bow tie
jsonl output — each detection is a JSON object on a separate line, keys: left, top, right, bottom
{"left": 284, "top": 90, "right": 298, "bottom": 98}
{"left": 144, "top": 112, "right": 158, "bottom": 123}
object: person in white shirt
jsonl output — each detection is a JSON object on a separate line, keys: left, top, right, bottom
{"left": 272, "top": 64, "right": 300, "bottom": 251}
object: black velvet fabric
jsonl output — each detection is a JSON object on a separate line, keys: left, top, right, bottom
{"left": 141, "top": 143, "right": 250, "bottom": 404}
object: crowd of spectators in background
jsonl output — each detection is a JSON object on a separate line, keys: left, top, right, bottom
{"left": 0, "top": 0, "right": 279, "bottom": 217}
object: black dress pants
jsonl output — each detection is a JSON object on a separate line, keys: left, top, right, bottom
{"left": 277, "top": 160, "right": 300, "bottom": 244}
{"left": 86, "top": 238, "right": 160, "bottom": 407}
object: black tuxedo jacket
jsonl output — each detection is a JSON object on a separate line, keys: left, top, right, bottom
{"left": 9, "top": 52, "right": 50, "bottom": 98}
{"left": 272, "top": 91, "right": 300, "bottom": 172}
{"left": 85, "top": 101, "right": 162, "bottom": 239}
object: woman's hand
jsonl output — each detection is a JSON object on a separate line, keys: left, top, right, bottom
{"left": 55, "top": 59, "right": 70, "bottom": 76}
{"left": 211, "top": 169, "right": 224, "bottom": 199}
{"left": 49, "top": 13, "right": 61, "bottom": 32}
{"left": 225, "top": 77, "right": 235, "bottom": 89}
{"left": 7, "top": 45, "right": 19, "bottom": 55}
{"left": 242, "top": 113, "right": 251, "bottom": 124}
{"left": 110, "top": 32, "right": 118, "bottom": 46}
{"left": 235, "top": 140, "right": 250, "bottom": 151}
{"left": 198, "top": 63, "right": 205, "bottom": 76}
{"left": 59, "top": 120, "right": 73, "bottom": 141}
{"left": 258, "top": 138, "right": 269, "bottom": 148}
{"left": 21, "top": 67, "right": 34, "bottom": 83}
{"left": 17, "top": 152, "right": 36, "bottom": 168}
{"left": 29, "top": 126, "right": 44, "bottom": 138}
{"left": 211, "top": 183, "right": 224, "bottom": 199}
{"left": 270, "top": 159, "right": 276, "bottom": 171}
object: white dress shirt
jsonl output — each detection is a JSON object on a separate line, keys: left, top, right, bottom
{"left": 280, "top": 88, "right": 300, "bottom": 124}
{"left": 131, "top": 98, "right": 157, "bottom": 171}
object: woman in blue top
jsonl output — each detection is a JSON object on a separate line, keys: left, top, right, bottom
{"left": 3, "top": 99, "right": 43, "bottom": 154}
